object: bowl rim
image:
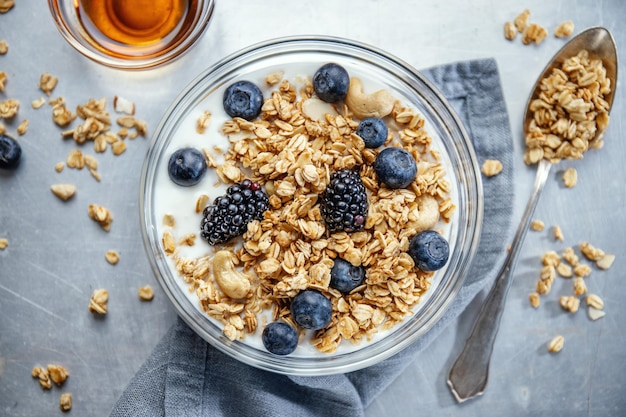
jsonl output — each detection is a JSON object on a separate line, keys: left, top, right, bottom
{"left": 47, "top": 0, "right": 216, "bottom": 70}
{"left": 140, "top": 35, "right": 484, "bottom": 375}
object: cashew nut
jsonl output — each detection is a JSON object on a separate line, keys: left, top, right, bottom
{"left": 212, "top": 250, "right": 251, "bottom": 299}
{"left": 407, "top": 194, "right": 440, "bottom": 232}
{"left": 345, "top": 77, "right": 395, "bottom": 120}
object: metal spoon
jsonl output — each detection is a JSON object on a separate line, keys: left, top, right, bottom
{"left": 447, "top": 26, "right": 618, "bottom": 403}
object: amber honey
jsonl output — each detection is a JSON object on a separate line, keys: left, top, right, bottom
{"left": 77, "top": 0, "right": 190, "bottom": 49}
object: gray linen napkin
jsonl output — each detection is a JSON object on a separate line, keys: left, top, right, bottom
{"left": 110, "top": 58, "right": 515, "bottom": 417}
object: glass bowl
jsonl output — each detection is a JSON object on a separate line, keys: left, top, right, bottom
{"left": 140, "top": 36, "right": 483, "bottom": 375}
{"left": 48, "top": 0, "right": 215, "bottom": 70}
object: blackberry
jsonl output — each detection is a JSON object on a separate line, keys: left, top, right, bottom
{"left": 319, "top": 169, "right": 368, "bottom": 233}
{"left": 200, "top": 179, "right": 269, "bottom": 245}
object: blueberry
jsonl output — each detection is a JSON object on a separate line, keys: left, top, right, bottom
{"left": 290, "top": 290, "right": 332, "bottom": 331}
{"left": 313, "top": 63, "right": 350, "bottom": 103}
{"left": 356, "top": 118, "right": 388, "bottom": 148}
{"left": 408, "top": 230, "right": 450, "bottom": 272}
{"left": 330, "top": 258, "right": 365, "bottom": 293}
{"left": 373, "top": 147, "right": 417, "bottom": 189}
{"left": 262, "top": 322, "right": 298, "bottom": 356}
{"left": 223, "top": 80, "right": 264, "bottom": 121}
{"left": 0, "top": 134, "right": 22, "bottom": 170}
{"left": 168, "top": 147, "right": 207, "bottom": 186}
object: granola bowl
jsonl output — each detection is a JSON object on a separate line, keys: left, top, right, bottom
{"left": 140, "top": 36, "right": 483, "bottom": 375}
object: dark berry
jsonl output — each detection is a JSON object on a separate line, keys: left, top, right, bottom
{"left": 223, "top": 80, "right": 263, "bottom": 121}
{"left": 373, "top": 147, "right": 417, "bottom": 189}
{"left": 319, "top": 169, "right": 368, "bottom": 233}
{"left": 313, "top": 63, "right": 350, "bottom": 103}
{"left": 330, "top": 258, "right": 365, "bottom": 293}
{"left": 262, "top": 322, "right": 298, "bottom": 355}
{"left": 290, "top": 290, "right": 333, "bottom": 331}
{"left": 0, "top": 134, "right": 22, "bottom": 170}
{"left": 408, "top": 230, "right": 449, "bottom": 272}
{"left": 356, "top": 117, "right": 388, "bottom": 148}
{"left": 200, "top": 180, "right": 269, "bottom": 245}
{"left": 168, "top": 147, "right": 207, "bottom": 186}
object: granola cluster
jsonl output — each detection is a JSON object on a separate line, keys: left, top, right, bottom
{"left": 524, "top": 49, "right": 611, "bottom": 164}
{"left": 165, "top": 74, "right": 456, "bottom": 353}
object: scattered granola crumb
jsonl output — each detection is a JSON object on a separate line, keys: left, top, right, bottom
{"left": 586, "top": 293, "right": 604, "bottom": 310}
{"left": 47, "top": 364, "right": 69, "bottom": 386}
{"left": 32, "top": 97, "right": 46, "bottom": 109}
{"left": 481, "top": 159, "right": 503, "bottom": 177}
{"left": 514, "top": 9, "right": 530, "bottom": 33}
{"left": 111, "top": 140, "right": 127, "bottom": 155}
{"left": 0, "top": 71, "right": 6, "bottom": 92}
{"left": 53, "top": 162, "right": 65, "bottom": 173}
{"left": 265, "top": 71, "right": 284, "bottom": 86}
{"left": 163, "top": 214, "right": 175, "bottom": 227}
{"left": 50, "top": 184, "right": 77, "bottom": 201}
{"left": 559, "top": 295, "right": 580, "bottom": 313}
{"left": 89, "top": 288, "right": 109, "bottom": 315}
{"left": 105, "top": 250, "right": 120, "bottom": 265}
{"left": 31, "top": 366, "right": 52, "bottom": 389}
{"left": 530, "top": 219, "right": 545, "bottom": 231}
{"left": 504, "top": 22, "right": 517, "bottom": 41}
{"left": 59, "top": 393, "right": 72, "bottom": 412}
{"left": 138, "top": 285, "right": 154, "bottom": 301}
{"left": 529, "top": 292, "right": 540, "bottom": 308}
{"left": 0, "top": 0, "right": 14, "bottom": 13}
{"left": 88, "top": 204, "right": 113, "bottom": 231}
{"left": 0, "top": 98, "right": 19, "bottom": 119}
{"left": 556, "top": 262, "right": 573, "bottom": 278}
{"left": 579, "top": 242, "right": 605, "bottom": 261}
{"left": 0, "top": 238, "right": 8, "bottom": 250}
{"left": 522, "top": 23, "right": 548, "bottom": 45}
{"left": 573, "top": 263, "right": 591, "bottom": 278}
{"left": 573, "top": 276, "right": 587, "bottom": 296}
{"left": 542, "top": 250, "right": 561, "bottom": 267}
{"left": 17, "top": 119, "right": 28, "bottom": 135}
{"left": 562, "top": 167, "right": 577, "bottom": 188}
{"left": 39, "top": 73, "right": 59, "bottom": 96}
{"left": 553, "top": 225, "right": 564, "bottom": 241}
{"left": 554, "top": 21, "right": 574, "bottom": 38}
{"left": 562, "top": 247, "right": 579, "bottom": 267}
{"left": 0, "top": 39, "right": 7, "bottom": 54}
{"left": 547, "top": 335, "right": 564, "bottom": 353}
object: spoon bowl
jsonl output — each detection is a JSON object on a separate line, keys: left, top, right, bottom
{"left": 447, "top": 26, "right": 618, "bottom": 403}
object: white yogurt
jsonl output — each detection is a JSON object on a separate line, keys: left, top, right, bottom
{"left": 152, "top": 63, "right": 459, "bottom": 357}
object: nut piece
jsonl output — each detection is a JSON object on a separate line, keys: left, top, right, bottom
{"left": 596, "top": 253, "right": 615, "bottom": 270}
{"left": 31, "top": 366, "right": 52, "bottom": 389}
{"left": 554, "top": 21, "right": 575, "bottom": 38}
{"left": 113, "top": 95, "right": 135, "bottom": 115}
{"left": 89, "top": 288, "right": 109, "bottom": 315}
{"left": 59, "top": 393, "right": 72, "bottom": 412}
{"left": 105, "top": 250, "right": 120, "bottom": 265}
{"left": 345, "top": 77, "right": 395, "bottom": 120}
{"left": 547, "top": 335, "right": 564, "bottom": 353}
{"left": 50, "top": 184, "right": 77, "bottom": 201}
{"left": 47, "top": 364, "right": 69, "bottom": 386}
{"left": 138, "top": 285, "right": 154, "bottom": 301}
{"left": 481, "top": 159, "right": 503, "bottom": 177}
{"left": 588, "top": 306, "right": 606, "bottom": 321}
{"left": 212, "top": 250, "right": 251, "bottom": 299}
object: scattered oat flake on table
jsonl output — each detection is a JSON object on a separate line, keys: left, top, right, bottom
{"left": 554, "top": 21, "right": 574, "bottom": 38}
{"left": 17, "top": 119, "right": 28, "bottom": 135}
{"left": 514, "top": 9, "right": 530, "bottom": 32}
{"left": 39, "top": 73, "right": 58, "bottom": 96}
{"left": 547, "top": 335, "right": 564, "bottom": 353}
{"left": 138, "top": 285, "right": 155, "bottom": 301}
{"left": 530, "top": 219, "right": 545, "bottom": 231}
{"left": 0, "top": 238, "right": 8, "bottom": 250}
{"left": 481, "top": 159, "right": 503, "bottom": 177}
{"left": 586, "top": 293, "right": 604, "bottom": 310}
{"left": 88, "top": 204, "right": 113, "bottom": 231}
{"left": 50, "top": 184, "right": 76, "bottom": 201}
{"left": 105, "top": 250, "right": 120, "bottom": 265}
{"left": 47, "top": 364, "right": 69, "bottom": 386}
{"left": 504, "top": 22, "right": 517, "bottom": 40}
{"left": 0, "top": 98, "right": 19, "bottom": 119}
{"left": 31, "top": 366, "right": 52, "bottom": 389}
{"left": 562, "top": 167, "right": 577, "bottom": 187}
{"left": 31, "top": 97, "right": 46, "bottom": 109}
{"left": 559, "top": 295, "right": 580, "bottom": 313}
{"left": 89, "top": 288, "right": 109, "bottom": 315}
{"left": 0, "top": 0, "right": 14, "bottom": 13}
{"left": 0, "top": 40, "right": 8, "bottom": 54}
{"left": 0, "top": 72, "right": 6, "bottom": 92}
{"left": 553, "top": 225, "right": 564, "bottom": 241}
{"left": 59, "top": 393, "right": 72, "bottom": 412}
{"left": 529, "top": 292, "right": 540, "bottom": 308}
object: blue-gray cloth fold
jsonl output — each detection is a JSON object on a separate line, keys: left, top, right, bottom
{"left": 110, "top": 58, "right": 515, "bottom": 417}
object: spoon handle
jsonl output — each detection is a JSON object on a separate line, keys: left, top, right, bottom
{"left": 447, "top": 158, "right": 552, "bottom": 402}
